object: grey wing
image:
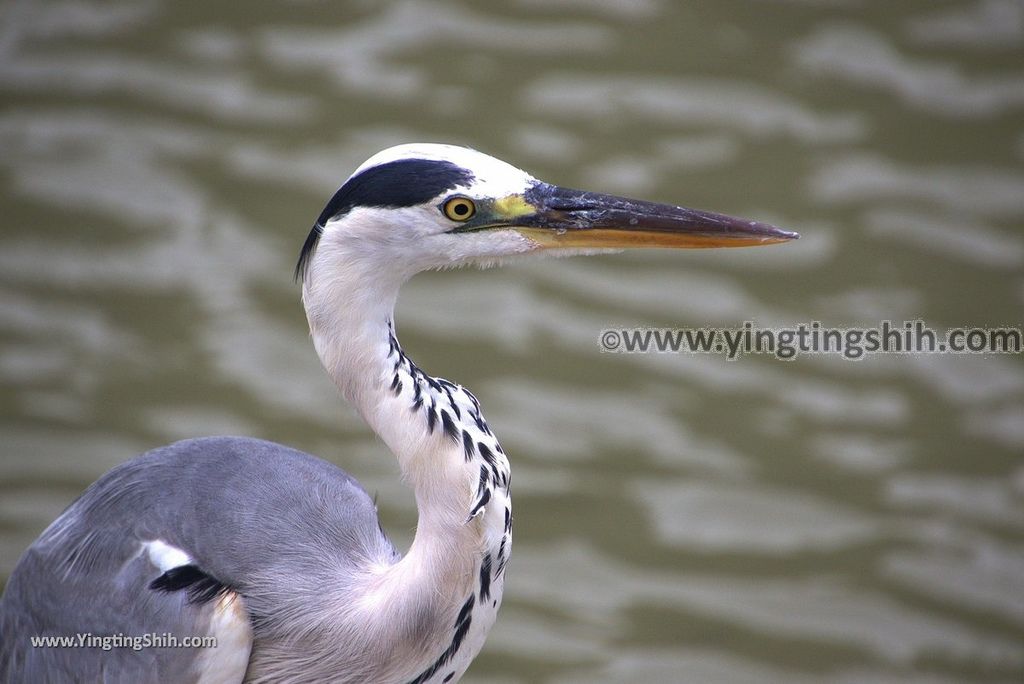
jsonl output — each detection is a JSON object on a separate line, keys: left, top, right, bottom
{"left": 0, "top": 437, "right": 399, "bottom": 683}
{"left": 0, "top": 537, "right": 245, "bottom": 684}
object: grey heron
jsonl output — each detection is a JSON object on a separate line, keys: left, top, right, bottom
{"left": 0, "top": 143, "right": 797, "bottom": 683}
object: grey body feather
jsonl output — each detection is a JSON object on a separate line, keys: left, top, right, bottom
{"left": 0, "top": 437, "right": 398, "bottom": 683}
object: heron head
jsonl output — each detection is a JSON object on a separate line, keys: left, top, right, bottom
{"left": 296, "top": 143, "right": 798, "bottom": 284}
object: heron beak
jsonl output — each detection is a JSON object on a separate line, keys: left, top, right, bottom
{"left": 503, "top": 183, "right": 799, "bottom": 249}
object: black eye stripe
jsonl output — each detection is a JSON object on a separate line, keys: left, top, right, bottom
{"left": 296, "top": 158, "right": 476, "bottom": 280}
{"left": 319, "top": 159, "right": 475, "bottom": 223}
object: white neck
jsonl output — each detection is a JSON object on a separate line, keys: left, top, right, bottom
{"left": 301, "top": 255, "right": 511, "bottom": 683}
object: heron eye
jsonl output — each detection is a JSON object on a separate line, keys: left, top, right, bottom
{"left": 442, "top": 196, "right": 476, "bottom": 222}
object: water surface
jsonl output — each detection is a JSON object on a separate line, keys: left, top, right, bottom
{"left": 1, "top": 1, "right": 1022, "bottom": 682}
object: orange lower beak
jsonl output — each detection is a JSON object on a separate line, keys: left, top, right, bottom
{"left": 467, "top": 183, "right": 798, "bottom": 249}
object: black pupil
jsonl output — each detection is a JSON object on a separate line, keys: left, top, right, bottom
{"left": 453, "top": 202, "right": 469, "bottom": 216}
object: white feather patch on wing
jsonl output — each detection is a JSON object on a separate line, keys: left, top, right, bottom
{"left": 143, "top": 539, "right": 193, "bottom": 572}
{"left": 195, "top": 591, "right": 254, "bottom": 684}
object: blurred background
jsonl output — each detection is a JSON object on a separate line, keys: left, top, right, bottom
{"left": 1, "top": 1, "right": 1022, "bottom": 682}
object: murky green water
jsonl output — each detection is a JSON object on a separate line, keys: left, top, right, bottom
{"left": 2, "top": 1, "right": 1023, "bottom": 681}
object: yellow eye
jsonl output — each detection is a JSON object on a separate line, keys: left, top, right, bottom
{"left": 442, "top": 196, "right": 476, "bottom": 222}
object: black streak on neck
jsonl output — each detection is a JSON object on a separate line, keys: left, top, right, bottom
{"left": 406, "top": 594, "right": 476, "bottom": 684}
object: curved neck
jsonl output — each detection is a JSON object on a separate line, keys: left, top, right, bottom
{"left": 304, "top": 273, "right": 486, "bottom": 509}
{"left": 302, "top": 264, "right": 512, "bottom": 681}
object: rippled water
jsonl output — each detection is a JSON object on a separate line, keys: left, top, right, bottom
{"left": 1, "top": 1, "right": 1022, "bottom": 682}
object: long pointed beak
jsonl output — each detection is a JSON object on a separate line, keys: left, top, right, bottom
{"left": 506, "top": 183, "right": 798, "bottom": 249}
